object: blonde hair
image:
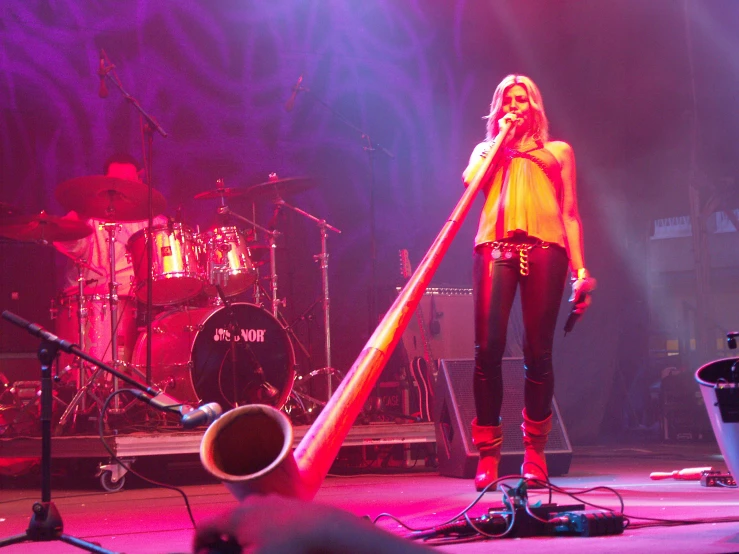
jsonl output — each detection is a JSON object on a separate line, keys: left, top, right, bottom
{"left": 484, "top": 74, "right": 549, "bottom": 142}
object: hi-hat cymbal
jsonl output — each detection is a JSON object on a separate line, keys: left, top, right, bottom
{"left": 0, "top": 212, "right": 93, "bottom": 243}
{"left": 244, "top": 176, "right": 314, "bottom": 201}
{"left": 55, "top": 175, "right": 166, "bottom": 222}
{"left": 54, "top": 246, "right": 104, "bottom": 275}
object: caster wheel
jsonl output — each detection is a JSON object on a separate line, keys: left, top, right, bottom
{"left": 100, "top": 471, "right": 126, "bottom": 492}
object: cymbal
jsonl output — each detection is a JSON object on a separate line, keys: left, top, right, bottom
{"left": 0, "top": 212, "right": 93, "bottom": 243}
{"left": 194, "top": 187, "right": 249, "bottom": 201}
{"left": 54, "top": 246, "right": 104, "bottom": 276}
{"left": 55, "top": 175, "right": 166, "bottom": 222}
{"left": 244, "top": 176, "right": 314, "bottom": 201}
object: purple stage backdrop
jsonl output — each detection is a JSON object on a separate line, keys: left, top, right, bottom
{"left": 2, "top": 0, "right": 739, "bottom": 443}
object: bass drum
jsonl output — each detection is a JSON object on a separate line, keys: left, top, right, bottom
{"left": 131, "top": 303, "right": 294, "bottom": 410}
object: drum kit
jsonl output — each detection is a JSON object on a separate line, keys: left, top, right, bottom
{"left": 0, "top": 172, "right": 341, "bottom": 435}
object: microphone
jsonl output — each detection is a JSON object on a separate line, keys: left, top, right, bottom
{"left": 182, "top": 402, "right": 223, "bottom": 429}
{"left": 564, "top": 277, "right": 595, "bottom": 336}
{"left": 564, "top": 287, "right": 586, "bottom": 336}
{"left": 506, "top": 113, "right": 525, "bottom": 129}
{"left": 499, "top": 113, "right": 519, "bottom": 137}
{"left": 284, "top": 74, "right": 303, "bottom": 112}
{"left": 98, "top": 50, "right": 109, "bottom": 98}
{"left": 130, "top": 390, "right": 222, "bottom": 428}
{"left": 252, "top": 364, "right": 278, "bottom": 398}
{"left": 261, "top": 381, "right": 280, "bottom": 399}
{"left": 267, "top": 201, "right": 284, "bottom": 229}
{"left": 563, "top": 307, "right": 580, "bottom": 336}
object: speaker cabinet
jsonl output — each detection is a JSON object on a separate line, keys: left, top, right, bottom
{"left": 434, "top": 357, "right": 572, "bottom": 478}
{"left": 400, "top": 288, "right": 525, "bottom": 362}
{"left": 400, "top": 289, "right": 474, "bottom": 361}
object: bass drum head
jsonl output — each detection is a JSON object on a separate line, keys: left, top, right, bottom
{"left": 133, "top": 303, "right": 294, "bottom": 411}
{"left": 192, "top": 304, "right": 295, "bottom": 410}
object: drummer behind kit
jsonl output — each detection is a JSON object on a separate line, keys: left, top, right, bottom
{"left": 0, "top": 165, "right": 347, "bottom": 435}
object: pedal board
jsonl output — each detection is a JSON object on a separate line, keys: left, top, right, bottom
{"left": 700, "top": 471, "right": 736, "bottom": 487}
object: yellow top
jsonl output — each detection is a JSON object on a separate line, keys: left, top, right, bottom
{"left": 474, "top": 146, "right": 567, "bottom": 250}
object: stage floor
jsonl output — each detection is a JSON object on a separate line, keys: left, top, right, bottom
{"left": 0, "top": 442, "right": 737, "bottom": 553}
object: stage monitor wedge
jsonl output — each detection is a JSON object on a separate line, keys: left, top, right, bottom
{"left": 434, "top": 357, "right": 572, "bottom": 479}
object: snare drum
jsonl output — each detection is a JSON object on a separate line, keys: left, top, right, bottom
{"left": 131, "top": 303, "right": 294, "bottom": 409}
{"left": 52, "top": 290, "right": 138, "bottom": 368}
{"left": 201, "top": 226, "right": 257, "bottom": 298}
{"left": 127, "top": 223, "right": 203, "bottom": 306}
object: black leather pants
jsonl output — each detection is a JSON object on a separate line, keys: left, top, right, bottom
{"left": 472, "top": 241, "right": 568, "bottom": 425}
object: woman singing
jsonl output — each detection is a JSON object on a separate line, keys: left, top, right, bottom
{"left": 462, "top": 75, "right": 595, "bottom": 491}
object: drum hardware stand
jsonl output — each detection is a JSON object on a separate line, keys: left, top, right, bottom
{"left": 99, "top": 48, "right": 168, "bottom": 388}
{"left": 271, "top": 197, "right": 343, "bottom": 400}
{"left": 101, "top": 221, "right": 126, "bottom": 414}
{"left": 55, "top": 230, "right": 125, "bottom": 427}
{"left": 218, "top": 204, "right": 314, "bottom": 374}
{"left": 217, "top": 205, "right": 286, "bottom": 317}
{"left": 51, "top": 256, "right": 108, "bottom": 433}
{"left": 54, "top": 261, "right": 90, "bottom": 426}
{"left": 74, "top": 265, "right": 88, "bottom": 413}
{"left": 94, "top": 221, "right": 153, "bottom": 417}
{"left": 55, "top": 367, "right": 108, "bottom": 435}
{"left": 289, "top": 383, "right": 329, "bottom": 419}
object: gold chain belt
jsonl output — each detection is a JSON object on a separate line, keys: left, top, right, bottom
{"left": 485, "top": 240, "right": 550, "bottom": 276}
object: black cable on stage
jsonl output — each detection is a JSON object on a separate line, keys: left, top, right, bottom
{"left": 371, "top": 475, "right": 629, "bottom": 546}
{"left": 98, "top": 389, "right": 196, "bottom": 528}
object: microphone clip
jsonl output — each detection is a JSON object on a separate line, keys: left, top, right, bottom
{"left": 98, "top": 62, "right": 113, "bottom": 78}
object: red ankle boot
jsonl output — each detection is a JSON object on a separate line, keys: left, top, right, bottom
{"left": 471, "top": 418, "right": 503, "bottom": 491}
{"left": 520, "top": 409, "right": 553, "bottom": 487}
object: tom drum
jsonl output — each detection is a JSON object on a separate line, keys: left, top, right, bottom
{"left": 127, "top": 223, "right": 203, "bottom": 306}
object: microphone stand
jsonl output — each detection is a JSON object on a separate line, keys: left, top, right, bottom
{"left": 214, "top": 285, "right": 240, "bottom": 408}
{"left": 212, "top": 285, "right": 278, "bottom": 407}
{"left": 216, "top": 204, "right": 314, "bottom": 388}
{"left": 0, "top": 310, "right": 175, "bottom": 554}
{"left": 291, "top": 83, "right": 394, "bottom": 336}
{"left": 100, "top": 50, "right": 167, "bottom": 387}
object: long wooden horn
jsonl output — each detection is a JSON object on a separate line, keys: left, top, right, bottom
{"left": 200, "top": 125, "right": 513, "bottom": 501}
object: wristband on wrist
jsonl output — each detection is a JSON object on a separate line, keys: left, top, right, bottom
{"left": 572, "top": 268, "right": 590, "bottom": 281}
